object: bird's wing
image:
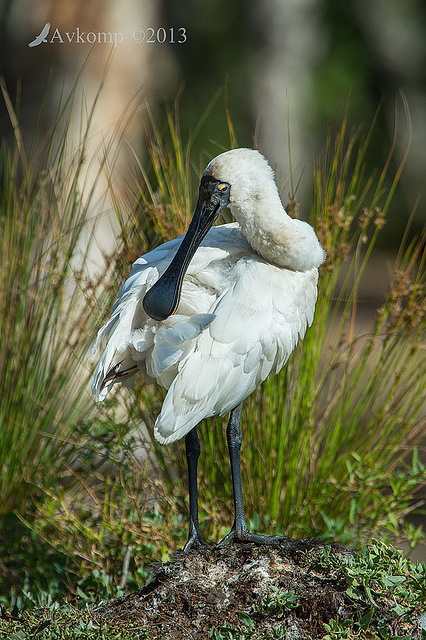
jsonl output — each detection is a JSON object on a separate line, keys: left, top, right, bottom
{"left": 154, "top": 259, "right": 319, "bottom": 444}
{"left": 91, "top": 235, "right": 184, "bottom": 400}
{"left": 91, "top": 223, "right": 249, "bottom": 400}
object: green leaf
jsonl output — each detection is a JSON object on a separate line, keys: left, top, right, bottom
{"left": 382, "top": 575, "right": 407, "bottom": 587}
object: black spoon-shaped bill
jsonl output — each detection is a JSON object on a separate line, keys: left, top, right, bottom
{"left": 143, "top": 176, "right": 230, "bottom": 321}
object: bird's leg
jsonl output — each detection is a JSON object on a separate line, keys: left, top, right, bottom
{"left": 221, "top": 403, "right": 250, "bottom": 541}
{"left": 217, "top": 403, "right": 286, "bottom": 547}
{"left": 183, "top": 427, "right": 204, "bottom": 552}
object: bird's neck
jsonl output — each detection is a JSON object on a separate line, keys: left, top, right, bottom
{"left": 230, "top": 192, "right": 325, "bottom": 272}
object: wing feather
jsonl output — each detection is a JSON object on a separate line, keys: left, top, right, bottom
{"left": 91, "top": 224, "right": 248, "bottom": 400}
{"left": 154, "top": 259, "right": 319, "bottom": 443}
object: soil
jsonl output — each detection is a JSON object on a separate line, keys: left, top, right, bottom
{"left": 94, "top": 538, "right": 407, "bottom": 639}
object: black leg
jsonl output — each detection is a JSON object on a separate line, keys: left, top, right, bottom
{"left": 217, "top": 403, "right": 287, "bottom": 547}
{"left": 223, "top": 403, "right": 249, "bottom": 538}
{"left": 183, "top": 426, "right": 204, "bottom": 551}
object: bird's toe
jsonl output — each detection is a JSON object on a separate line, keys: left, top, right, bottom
{"left": 183, "top": 534, "right": 208, "bottom": 553}
{"left": 217, "top": 529, "right": 291, "bottom": 548}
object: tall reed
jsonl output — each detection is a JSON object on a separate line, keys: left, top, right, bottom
{"left": 0, "top": 78, "right": 114, "bottom": 516}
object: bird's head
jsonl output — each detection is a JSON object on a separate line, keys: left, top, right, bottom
{"left": 204, "top": 148, "right": 277, "bottom": 210}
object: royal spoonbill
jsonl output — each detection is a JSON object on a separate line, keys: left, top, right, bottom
{"left": 92, "top": 148, "right": 325, "bottom": 550}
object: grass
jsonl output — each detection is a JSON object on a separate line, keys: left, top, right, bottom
{"left": 0, "top": 77, "right": 98, "bottom": 517}
{"left": 0, "top": 75, "right": 424, "bottom": 616}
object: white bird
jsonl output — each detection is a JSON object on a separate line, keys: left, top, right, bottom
{"left": 92, "top": 148, "right": 325, "bottom": 550}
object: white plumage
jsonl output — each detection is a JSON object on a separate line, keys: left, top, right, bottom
{"left": 92, "top": 149, "right": 325, "bottom": 446}
{"left": 92, "top": 147, "right": 325, "bottom": 549}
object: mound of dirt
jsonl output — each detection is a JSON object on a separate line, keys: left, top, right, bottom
{"left": 95, "top": 539, "right": 423, "bottom": 639}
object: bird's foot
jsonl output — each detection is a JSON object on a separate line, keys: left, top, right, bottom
{"left": 183, "top": 532, "right": 208, "bottom": 553}
{"left": 216, "top": 526, "right": 289, "bottom": 548}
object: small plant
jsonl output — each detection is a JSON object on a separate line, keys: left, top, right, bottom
{"left": 210, "top": 616, "right": 257, "bottom": 640}
{"left": 304, "top": 539, "right": 426, "bottom": 638}
{"left": 322, "top": 618, "right": 358, "bottom": 640}
{"left": 258, "top": 587, "right": 298, "bottom": 619}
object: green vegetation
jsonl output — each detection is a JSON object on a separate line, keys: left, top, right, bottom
{"left": 0, "top": 604, "right": 141, "bottom": 639}
{"left": 0, "top": 77, "right": 424, "bottom": 634}
{"left": 208, "top": 541, "right": 426, "bottom": 639}
{"left": 0, "top": 78, "right": 95, "bottom": 517}
{"left": 1, "top": 541, "right": 424, "bottom": 638}
{"left": 306, "top": 541, "right": 426, "bottom": 629}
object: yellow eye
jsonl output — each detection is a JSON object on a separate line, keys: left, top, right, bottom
{"left": 217, "top": 183, "right": 229, "bottom": 192}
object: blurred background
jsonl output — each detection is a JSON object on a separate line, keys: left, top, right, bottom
{"left": 1, "top": 0, "right": 425, "bottom": 241}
